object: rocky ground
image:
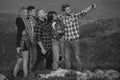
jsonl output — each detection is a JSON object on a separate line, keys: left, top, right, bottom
{"left": 0, "top": 68, "right": 120, "bottom": 80}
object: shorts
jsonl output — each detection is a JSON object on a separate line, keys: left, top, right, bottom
{"left": 20, "top": 34, "right": 29, "bottom": 51}
{"left": 22, "top": 41, "right": 29, "bottom": 51}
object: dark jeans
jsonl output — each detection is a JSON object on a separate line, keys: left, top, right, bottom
{"left": 33, "top": 45, "right": 53, "bottom": 70}
{"left": 33, "top": 44, "right": 43, "bottom": 71}
{"left": 64, "top": 39, "right": 81, "bottom": 71}
{"left": 46, "top": 48, "right": 53, "bottom": 70}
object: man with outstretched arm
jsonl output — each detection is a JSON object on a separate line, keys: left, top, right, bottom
{"left": 58, "top": 3, "right": 96, "bottom": 71}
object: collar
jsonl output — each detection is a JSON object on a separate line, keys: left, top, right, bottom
{"left": 28, "top": 16, "right": 35, "bottom": 20}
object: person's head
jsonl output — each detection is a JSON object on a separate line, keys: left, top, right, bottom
{"left": 61, "top": 4, "right": 71, "bottom": 15}
{"left": 18, "top": 7, "right": 28, "bottom": 17}
{"left": 52, "top": 11, "right": 57, "bottom": 21}
{"left": 37, "top": 9, "right": 47, "bottom": 19}
{"left": 27, "top": 6, "right": 36, "bottom": 17}
{"left": 47, "top": 11, "right": 57, "bottom": 23}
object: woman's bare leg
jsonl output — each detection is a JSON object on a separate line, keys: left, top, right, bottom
{"left": 13, "top": 57, "right": 23, "bottom": 77}
{"left": 22, "top": 51, "right": 29, "bottom": 78}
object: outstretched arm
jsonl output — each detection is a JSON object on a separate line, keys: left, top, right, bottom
{"left": 82, "top": 4, "right": 96, "bottom": 13}
{"left": 75, "top": 3, "right": 96, "bottom": 18}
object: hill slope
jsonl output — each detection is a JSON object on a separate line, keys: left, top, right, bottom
{"left": 79, "top": 18, "right": 120, "bottom": 71}
{"left": 0, "top": 13, "right": 17, "bottom": 72}
{"left": 0, "top": 13, "right": 120, "bottom": 73}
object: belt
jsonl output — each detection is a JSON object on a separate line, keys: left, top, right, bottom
{"left": 69, "top": 37, "right": 79, "bottom": 41}
{"left": 52, "top": 37, "right": 59, "bottom": 40}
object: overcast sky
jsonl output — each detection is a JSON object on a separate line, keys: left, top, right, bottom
{"left": 0, "top": 0, "right": 120, "bottom": 18}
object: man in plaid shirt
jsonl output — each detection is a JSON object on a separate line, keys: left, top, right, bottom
{"left": 26, "top": 6, "right": 37, "bottom": 74}
{"left": 58, "top": 3, "right": 96, "bottom": 71}
{"left": 35, "top": 9, "right": 53, "bottom": 69}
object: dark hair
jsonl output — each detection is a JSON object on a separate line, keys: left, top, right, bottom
{"left": 61, "top": 4, "right": 70, "bottom": 12}
{"left": 27, "top": 6, "right": 35, "bottom": 11}
{"left": 47, "top": 11, "right": 57, "bottom": 23}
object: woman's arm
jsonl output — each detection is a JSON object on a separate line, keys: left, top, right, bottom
{"left": 16, "top": 17, "right": 25, "bottom": 53}
{"left": 16, "top": 17, "right": 25, "bottom": 47}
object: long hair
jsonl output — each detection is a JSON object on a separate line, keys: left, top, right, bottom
{"left": 47, "top": 11, "right": 57, "bottom": 24}
{"left": 18, "top": 7, "right": 29, "bottom": 29}
{"left": 18, "top": 7, "right": 26, "bottom": 17}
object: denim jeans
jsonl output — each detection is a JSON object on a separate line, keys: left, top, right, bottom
{"left": 52, "top": 37, "right": 64, "bottom": 70}
{"left": 64, "top": 39, "right": 81, "bottom": 71}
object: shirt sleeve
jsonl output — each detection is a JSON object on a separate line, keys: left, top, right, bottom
{"left": 74, "top": 10, "right": 87, "bottom": 19}
{"left": 16, "top": 17, "right": 25, "bottom": 47}
{"left": 35, "top": 26, "right": 42, "bottom": 42}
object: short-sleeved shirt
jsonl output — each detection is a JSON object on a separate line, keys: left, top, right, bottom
{"left": 26, "top": 16, "right": 36, "bottom": 43}
{"left": 51, "top": 20, "right": 65, "bottom": 40}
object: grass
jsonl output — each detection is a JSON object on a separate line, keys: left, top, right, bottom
{"left": 1, "top": 18, "right": 120, "bottom": 80}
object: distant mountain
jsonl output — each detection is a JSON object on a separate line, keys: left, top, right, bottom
{"left": 0, "top": 13, "right": 17, "bottom": 71}
{"left": 0, "top": 13, "right": 16, "bottom": 22}
{"left": 0, "top": 13, "right": 17, "bottom": 33}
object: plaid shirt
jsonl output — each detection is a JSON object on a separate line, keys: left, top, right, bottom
{"left": 35, "top": 20, "right": 52, "bottom": 51}
{"left": 51, "top": 19, "right": 65, "bottom": 40}
{"left": 58, "top": 11, "right": 86, "bottom": 40}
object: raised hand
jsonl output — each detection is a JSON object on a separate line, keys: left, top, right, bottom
{"left": 92, "top": 3, "right": 96, "bottom": 9}
{"left": 41, "top": 48, "right": 46, "bottom": 55}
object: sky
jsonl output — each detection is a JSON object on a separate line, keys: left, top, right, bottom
{"left": 0, "top": 0, "right": 120, "bottom": 18}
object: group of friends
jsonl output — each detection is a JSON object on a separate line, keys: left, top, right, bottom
{"left": 13, "top": 3, "right": 96, "bottom": 79}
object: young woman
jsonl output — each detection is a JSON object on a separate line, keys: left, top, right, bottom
{"left": 13, "top": 7, "right": 29, "bottom": 78}
{"left": 48, "top": 11, "right": 65, "bottom": 70}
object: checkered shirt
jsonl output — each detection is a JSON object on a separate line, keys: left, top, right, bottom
{"left": 35, "top": 20, "right": 52, "bottom": 51}
{"left": 51, "top": 20, "right": 65, "bottom": 40}
{"left": 26, "top": 16, "right": 36, "bottom": 43}
{"left": 58, "top": 11, "right": 86, "bottom": 40}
